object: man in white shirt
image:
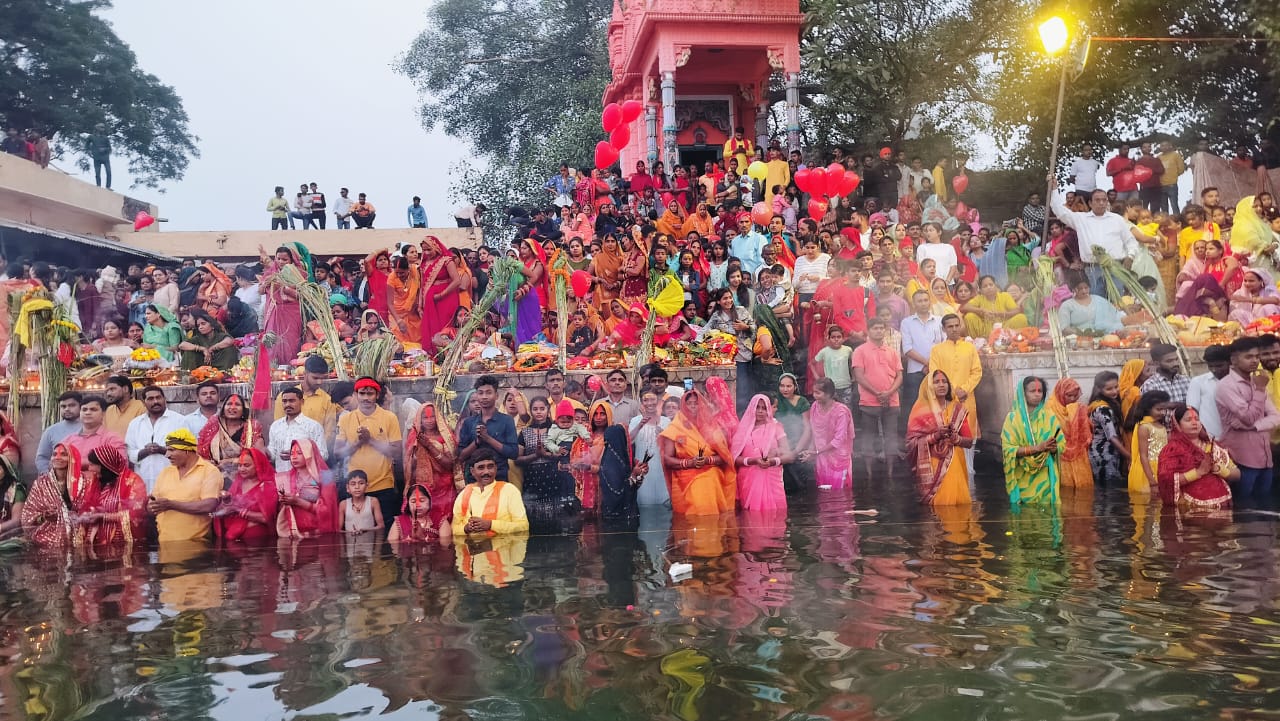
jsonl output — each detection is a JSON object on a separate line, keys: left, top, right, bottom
{"left": 184, "top": 381, "right": 221, "bottom": 437}
{"left": 899, "top": 289, "right": 944, "bottom": 426}
{"left": 233, "top": 265, "right": 262, "bottom": 321}
{"left": 904, "top": 157, "right": 930, "bottom": 197}
{"left": 267, "top": 386, "right": 328, "bottom": 471}
{"left": 1187, "top": 344, "right": 1230, "bottom": 439}
{"left": 1069, "top": 144, "right": 1101, "bottom": 192}
{"left": 453, "top": 201, "right": 487, "bottom": 228}
{"left": 1050, "top": 188, "right": 1137, "bottom": 296}
{"left": 331, "top": 187, "right": 354, "bottom": 229}
{"left": 125, "top": 386, "right": 186, "bottom": 492}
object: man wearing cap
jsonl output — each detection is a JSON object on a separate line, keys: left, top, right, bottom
{"left": 274, "top": 355, "right": 338, "bottom": 449}
{"left": 125, "top": 386, "right": 186, "bottom": 492}
{"left": 148, "top": 429, "right": 223, "bottom": 543}
{"left": 335, "top": 377, "right": 402, "bottom": 528}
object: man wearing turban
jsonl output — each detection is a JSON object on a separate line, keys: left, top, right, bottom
{"left": 148, "top": 428, "right": 224, "bottom": 542}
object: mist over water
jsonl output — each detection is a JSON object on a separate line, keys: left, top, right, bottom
{"left": 4, "top": 470, "right": 1279, "bottom": 721}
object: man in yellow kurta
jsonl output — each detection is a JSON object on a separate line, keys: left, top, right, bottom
{"left": 932, "top": 157, "right": 950, "bottom": 202}
{"left": 1259, "top": 336, "right": 1280, "bottom": 445}
{"left": 148, "top": 429, "right": 223, "bottom": 542}
{"left": 764, "top": 147, "right": 791, "bottom": 204}
{"left": 723, "top": 128, "right": 755, "bottom": 177}
{"left": 452, "top": 448, "right": 529, "bottom": 537}
{"left": 929, "top": 313, "right": 983, "bottom": 436}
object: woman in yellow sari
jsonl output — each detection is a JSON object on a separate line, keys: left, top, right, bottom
{"left": 1001, "top": 376, "right": 1063, "bottom": 506}
{"left": 905, "top": 370, "right": 974, "bottom": 506}
{"left": 963, "top": 275, "right": 1029, "bottom": 339}
{"left": 659, "top": 390, "right": 735, "bottom": 515}
{"left": 1045, "top": 378, "right": 1094, "bottom": 491}
{"left": 928, "top": 277, "right": 957, "bottom": 317}
{"left": 386, "top": 256, "right": 421, "bottom": 347}
{"left": 905, "top": 257, "right": 939, "bottom": 299}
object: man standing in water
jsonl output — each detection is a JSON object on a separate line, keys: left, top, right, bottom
{"left": 451, "top": 448, "right": 528, "bottom": 537}
{"left": 335, "top": 377, "right": 402, "bottom": 529}
{"left": 457, "top": 375, "right": 519, "bottom": 482}
{"left": 929, "top": 314, "right": 982, "bottom": 479}
{"left": 1216, "top": 336, "right": 1280, "bottom": 502}
{"left": 148, "top": 429, "right": 223, "bottom": 543}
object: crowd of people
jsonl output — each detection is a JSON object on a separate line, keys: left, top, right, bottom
{"left": 2, "top": 136, "right": 1280, "bottom": 555}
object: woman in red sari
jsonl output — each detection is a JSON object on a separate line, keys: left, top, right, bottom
{"left": 214, "top": 449, "right": 279, "bottom": 544}
{"left": 387, "top": 483, "right": 454, "bottom": 546}
{"left": 0, "top": 411, "right": 20, "bottom": 468}
{"left": 1156, "top": 404, "right": 1234, "bottom": 511}
{"left": 21, "top": 442, "right": 84, "bottom": 549}
{"left": 259, "top": 244, "right": 307, "bottom": 365}
{"left": 275, "top": 439, "right": 338, "bottom": 538}
{"left": 362, "top": 249, "right": 392, "bottom": 318}
{"left": 419, "top": 235, "right": 463, "bottom": 349}
{"left": 198, "top": 393, "right": 264, "bottom": 480}
{"left": 404, "top": 402, "right": 460, "bottom": 529}
{"left": 79, "top": 445, "right": 147, "bottom": 548}
{"left": 802, "top": 261, "right": 873, "bottom": 392}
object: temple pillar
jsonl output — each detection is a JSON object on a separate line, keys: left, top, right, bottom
{"left": 755, "top": 101, "right": 769, "bottom": 156}
{"left": 645, "top": 103, "right": 659, "bottom": 169}
{"left": 785, "top": 72, "right": 801, "bottom": 153}
{"left": 660, "top": 72, "right": 678, "bottom": 172}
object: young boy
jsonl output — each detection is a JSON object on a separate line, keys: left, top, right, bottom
{"left": 568, "top": 309, "right": 597, "bottom": 356}
{"left": 813, "top": 325, "right": 855, "bottom": 408}
{"left": 546, "top": 400, "right": 591, "bottom": 455}
{"left": 339, "top": 470, "right": 385, "bottom": 534}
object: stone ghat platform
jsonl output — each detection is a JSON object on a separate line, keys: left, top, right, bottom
{"left": 975, "top": 347, "right": 1208, "bottom": 445}
{"left": 1, "top": 366, "right": 738, "bottom": 477}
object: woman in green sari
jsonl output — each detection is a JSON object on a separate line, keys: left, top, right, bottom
{"left": 142, "top": 304, "right": 183, "bottom": 361}
{"left": 751, "top": 302, "right": 791, "bottom": 401}
{"left": 775, "top": 373, "right": 811, "bottom": 493}
{"left": 177, "top": 310, "right": 239, "bottom": 371}
{"left": 1001, "top": 375, "right": 1063, "bottom": 506}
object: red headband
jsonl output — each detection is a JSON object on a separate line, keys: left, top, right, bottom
{"left": 354, "top": 378, "right": 382, "bottom": 393}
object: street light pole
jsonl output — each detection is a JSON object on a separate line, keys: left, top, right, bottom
{"left": 1045, "top": 58, "right": 1068, "bottom": 217}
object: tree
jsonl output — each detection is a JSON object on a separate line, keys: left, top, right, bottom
{"left": 987, "top": 0, "right": 1279, "bottom": 169}
{"left": 398, "top": 0, "right": 612, "bottom": 214}
{"left": 0, "top": 0, "right": 199, "bottom": 189}
{"left": 798, "top": 0, "right": 1027, "bottom": 156}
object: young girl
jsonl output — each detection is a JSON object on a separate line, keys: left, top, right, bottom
{"left": 339, "top": 470, "right": 385, "bottom": 533}
{"left": 387, "top": 483, "right": 452, "bottom": 545}
{"left": 1128, "top": 390, "right": 1171, "bottom": 497}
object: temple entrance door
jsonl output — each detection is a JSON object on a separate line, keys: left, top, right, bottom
{"left": 678, "top": 147, "right": 721, "bottom": 172}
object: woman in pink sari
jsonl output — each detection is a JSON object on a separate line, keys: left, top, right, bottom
{"left": 259, "top": 244, "right": 307, "bottom": 365}
{"left": 214, "top": 449, "right": 279, "bottom": 544}
{"left": 731, "top": 394, "right": 790, "bottom": 511}
{"left": 275, "top": 439, "right": 338, "bottom": 538}
{"left": 419, "top": 235, "right": 463, "bottom": 349}
{"left": 802, "top": 377, "right": 854, "bottom": 489}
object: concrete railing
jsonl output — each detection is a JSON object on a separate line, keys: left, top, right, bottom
{"left": 0, "top": 154, "right": 156, "bottom": 237}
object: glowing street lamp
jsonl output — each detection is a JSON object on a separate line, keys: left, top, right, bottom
{"left": 1039, "top": 16, "right": 1069, "bottom": 55}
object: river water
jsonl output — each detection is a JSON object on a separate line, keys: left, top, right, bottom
{"left": 1, "top": 475, "right": 1278, "bottom": 720}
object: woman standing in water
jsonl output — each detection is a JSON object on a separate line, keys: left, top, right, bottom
{"left": 1001, "top": 376, "right": 1063, "bottom": 506}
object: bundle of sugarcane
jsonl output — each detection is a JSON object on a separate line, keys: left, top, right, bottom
{"left": 1095, "top": 249, "right": 1189, "bottom": 375}
{"left": 1033, "top": 257, "right": 1070, "bottom": 379}
{"left": 6, "top": 288, "right": 75, "bottom": 427}
{"left": 434, "top": 257, "right": 524, "bottom": 427}
{"left": 263, "top": 264, "right": 348, "bottom": 380}
{"left": 351, "top": 336, "right": 397, "bottom": 382}
{"left": 549, "top": 250, "right": 570, "bottom": 370}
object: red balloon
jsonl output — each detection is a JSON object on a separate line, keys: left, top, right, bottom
{"left": 594, "top": 141, "right": 619, "bottom": 169}
{"left": 807, "top": 168, "right": 827, "bottom": 198}
{"left": 793, "top": 167, "right": 812, "bottom": 193}
{"left": 951, "top": 174, "right": 969, "bottom": 195}
{"left": 586, "top": 375, "right": 602, "bottom": 393}
{"left": 620, "top": 99, "right": 643, "bottom": 123}
{"left": 609, "top": 124, "right": 630, "bottom": 150}
{"left": 1132, "top": 164, "right": 1154, "bottom": 184}
{"left": 954, "top": 201, "right": 968, "bottom": 219}
{"left": 750, "top": 201, "right": 773, "bottom": 227}
{"left": 841, "top": 170, "right": 861, "bottom": 197}
{"left": 133, "top": 210, "right": 155, "bottom": 231}
{"left": 807, "top": 198, "right": 829, "bottom": 221}
{"left": 570, "top": 270, "right": 592, "bottom": 297}
{"left": 825, "top": 163, "right": 845, "bottom": 197}
{"left": 602, "top": 103, "right": 622, "bottom": 133}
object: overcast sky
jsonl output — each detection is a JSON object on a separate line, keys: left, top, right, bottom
{"left": 73, "top": 0, "right": 467, "bottom": 232}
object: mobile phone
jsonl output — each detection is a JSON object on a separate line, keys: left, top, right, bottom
{"left": 683, "top": 378, "right": 694, "bottom": 392}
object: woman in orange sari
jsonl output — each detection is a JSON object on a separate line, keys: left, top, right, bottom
{"left": 590, "top": 234, "right": 625, "bottom": 313}
{"left": 1118, "top": 358, "right": 1148, "bottom": 430}
{"left": 656, "top": 199, "right": 690, "bottom": 240}
{"left": 197, "top": 262, "right": 233, "bottom": 321}
{"left": 689, "top": 203, "right": 716, "bottom": 238}
{"left": 386, "top": 256, "right": 422, "bottom": 346}
{"left": 419, "top": 236, "right": 462, "bottom": 348}
{"left": 1046, "top": 378, "right": 1094, "bottom": 490}
{"left": 659, "top": 390, "right": 736, "bottom": 515}
{"left": 79, "top": 445, "right": 147, "bottom": 548}
{"left": 453, "top": 248, "right": 474, "bottom": 308}
{"left": 404, "top": 402, "right": 460, "bottom": 528}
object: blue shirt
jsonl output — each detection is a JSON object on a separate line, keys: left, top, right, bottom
{"left": 407, "top": 204, "right": 428, "bottom": 227}
{"left": 900, "top": 313, "right": 943, "bottom": 374}
{"left": 457, "top": 411, "right": 519, "bottom": 481}
{"left": 731, "top": 231, "right": 768, "bottom": 276}
{"left": 545, "top": 174, "right": 575, "bottom": 195}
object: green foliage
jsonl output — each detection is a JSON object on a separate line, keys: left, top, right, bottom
{"left": 0, "top": 0, "right": 199, "bottom": 189}
{"left": 398, "top": 0, "right": 612, "bottom": 214}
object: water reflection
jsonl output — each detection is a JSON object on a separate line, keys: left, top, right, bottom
{"left": 3, "top": 479, "right": 1280, "bottom": 720}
